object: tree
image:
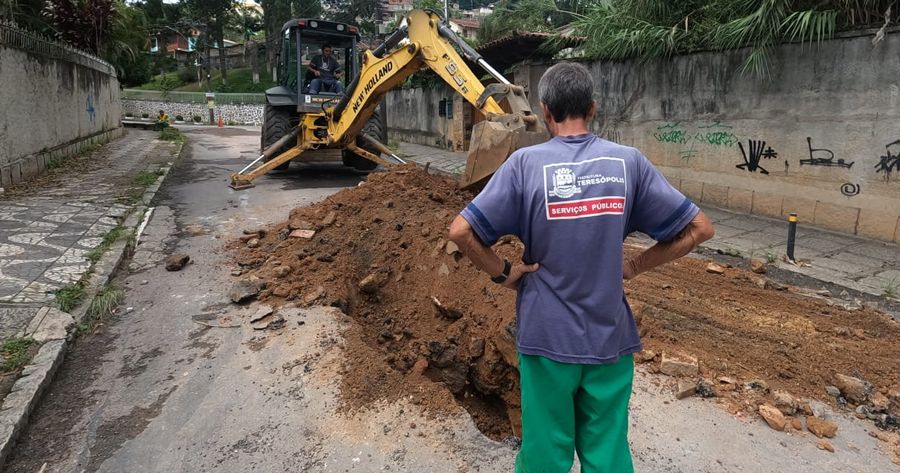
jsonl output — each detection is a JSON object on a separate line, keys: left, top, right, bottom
{"left": 184, "top": 0, "right": 236, "bottom": 85}
{"left": 261, "top": 0, "right": 323, "bottom": 78}
{"left": 479, "top": 0, "right": 569, "bottom": 43}
{"left": 43, "top": 0, "right": 118, "bottom": 54}
{"left": 105, "top": 1, "right": 154, "bottom": 86}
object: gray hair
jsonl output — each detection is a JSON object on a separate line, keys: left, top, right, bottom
{"left": 538, "top": 62, "right": 594, "bottom": 123}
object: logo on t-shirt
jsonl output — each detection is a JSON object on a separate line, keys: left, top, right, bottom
{"left": 548, "top": 168, "right": 581, "bottom": 198}
{"left": 543, "top": 157, "right": 627, "bottom": 220}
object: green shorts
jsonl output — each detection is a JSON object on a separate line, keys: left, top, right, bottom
{"left": 515, "top": 353, "right": 635, "bottom": 473}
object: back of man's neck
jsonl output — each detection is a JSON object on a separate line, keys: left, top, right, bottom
{"left": 550, "top": 118, "right": 591, "bottom": 137}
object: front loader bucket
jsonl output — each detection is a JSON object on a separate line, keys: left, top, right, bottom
{"left": 460, "top": 120, "right": 547, "bottom": 189}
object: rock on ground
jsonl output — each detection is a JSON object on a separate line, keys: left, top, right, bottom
{"left": 833, "top": 374, "right": 872, "bottom": 404}
{"left": 164, "top": 254, "right": 190, "bottom": 271}
{"left": 758, "top": 403, "right": 786, "bottom": 431}
{"left": 806, "top": 416, "right": 839, "bottom": 438}
{"left": 229, "top": 279, "right": 266, "bottom": 303}
{"left": 660, "top": 352, "right": 699, "bottom": 377}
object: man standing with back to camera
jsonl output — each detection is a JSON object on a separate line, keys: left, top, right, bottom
{"left": 448, "top": 62, "right": 714, "bottom": 472}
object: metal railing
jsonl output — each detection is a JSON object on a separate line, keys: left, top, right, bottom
{"left": 0, "top": 19, "right": 116, "bottom": 76}
{"left": 122, "top": 89, "right": 266, "bottom": 105}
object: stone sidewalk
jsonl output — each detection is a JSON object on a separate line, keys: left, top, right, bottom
{"left": 0, "top": 129, "right": 179, "bottom": 340}
{"left": 398, "top": 142, "right": 900, "bottom": 298}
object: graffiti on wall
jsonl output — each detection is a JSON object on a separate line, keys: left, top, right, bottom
{"left": 653, "top": 122, "right": 688, "bottom": 144}
{"left": 874, "top": 139, "right": 900, "bottom": 181}
{"left": 86, "top": 96, "right": 96, "bottom": 124}
{"left": 801, "top": 137, "right": 854, "bottom": 169}
{"left": 652, "top": 121, "right": 739, "bottom": 161}
{"left": 840, "top": 183, "right": 861, "bottom": 197}
{"left": 736, "top": 140, "right": 778, "bottom": 174}
{"left": 694, "top": 121, "right": 739, "bottom": 147}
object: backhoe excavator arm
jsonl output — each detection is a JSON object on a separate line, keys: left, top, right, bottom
{"left": 230, "top": 9, "right": 545, "bottom": 190}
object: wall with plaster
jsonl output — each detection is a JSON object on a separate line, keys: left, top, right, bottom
{"left": 0, "top": 44, "right": 121, "bottom": 188}
{"left": 384, "top": 85, "right": 470, "bottom": 150}
{"left": 512, "top": 30, "right": 900, "bottom": 243}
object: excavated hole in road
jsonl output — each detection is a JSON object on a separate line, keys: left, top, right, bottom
{"left": 234, "top": 166, "right": 523, "bottom": 440}
{"left": 233, "top": 166, "right": 900, "bottom": 445}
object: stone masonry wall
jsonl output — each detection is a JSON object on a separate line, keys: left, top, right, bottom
{"left": 122, "top": 100, "right": 264, "bottom": 125}
{"left": 388, "top": 29, "right": 900, "bottom": 243}
{"left": 0, "top": 37, "right": 121, "bottom": 188}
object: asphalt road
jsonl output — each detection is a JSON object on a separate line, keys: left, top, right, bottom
{"left": 5, "top": 127, "right": 896, "bottom": 472}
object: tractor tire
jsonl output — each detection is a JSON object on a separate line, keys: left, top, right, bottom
{"left": 342, "top": 108, "right": 388, "bottom": 171}
{"left": 262, "top": 104, "right": 293, "bottom": 171}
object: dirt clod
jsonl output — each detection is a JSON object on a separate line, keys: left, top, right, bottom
{"left": 806, "top": 416, "right": 839, "bottom": 438}
{"left": 750, "top": 259, "right": 767, "bottom": 274}
{"left": 833, "top": 374, "right": 872, "bottom": 404}
{"left": 660, "top": 352, "right": 699, "bottom": 377}
{"left": 759, "top": 403, "right": 786, "bottom": 431}
{"left": 705, "top": 262, "right": 726, "bottom": 274}
{"left": 164, "top": 254, "right": 190, "bottom": 271}
{"left": 816, "top": 440, "right": 835, "bottom": 452}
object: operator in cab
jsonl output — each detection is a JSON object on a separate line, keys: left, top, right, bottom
{"left": 308, "top": 44, "right": 344, "bottom": 95}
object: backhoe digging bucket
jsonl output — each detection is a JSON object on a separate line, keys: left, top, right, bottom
{"left": 461, "top": 117, "right": 547, "bottom": 190}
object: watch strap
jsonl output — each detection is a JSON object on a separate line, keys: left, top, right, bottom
{"left": 491, "top": 259, "right": 512, "bottom": 284}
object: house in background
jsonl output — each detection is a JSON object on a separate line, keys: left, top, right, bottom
{"left": 150, "top": 27, "right": 201, "bottom": 56}
{"left": 448, "top": 17, "right": 480, "bottom": 40}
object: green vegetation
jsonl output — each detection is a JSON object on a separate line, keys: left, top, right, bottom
{"left": 883, "top": 278, "right": 899, "bottom": 299}
{"left": 480, "top": 0, "right": 581, "bottom": 43}
{"left": 765, "top": 251, "right": 778, "bottom": 264}
{"left": 79, "top": 286, "right": 125, "bottom": 334}
{"left": 478, "top": 1, "right": 896, "bottom": 76}
{"left": 56, "top": 284, "right": 87, "bottom": 312}
{"left": 0, "top": 338, "right": 36, "bottom": 373}
{"left": 136, "top": 67, "right": 276, "bottom": 93}
{"left": 86, "top": 226, "right": 127, "bottom": 264}
{"left": 159, "top": 127, "right": 186, "bottom": 144}
{"left": 132, "top": 170, "right": 161, "bottom": 187}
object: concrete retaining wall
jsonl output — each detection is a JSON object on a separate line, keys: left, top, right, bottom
{"left": 122, "top": 100, "right": 264, "bottom": 125}
{"left": 388, "top": 29, "right": 900, "bottom": 242}
{"left": 0, "top": 38, "right": 122, "bottom": 188}
{"left": 384, "top": 85, "right": 470, "bottom": 150}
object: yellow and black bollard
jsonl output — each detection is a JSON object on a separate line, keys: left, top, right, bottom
{"left": 786, "top": 213, "right": 798, "bottom": 261}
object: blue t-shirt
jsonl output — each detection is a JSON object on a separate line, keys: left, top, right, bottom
{"left": 460, "top": 134, "right": 699, "bottom": 364}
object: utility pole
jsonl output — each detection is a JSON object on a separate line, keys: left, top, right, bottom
{"left": 443, "top": 0, "right": 449, "bottom": 23}
{"left": 206, "top": 35, "right": 214, "bottom": 125}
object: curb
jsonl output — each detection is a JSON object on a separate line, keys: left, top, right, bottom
{"left": 410, "top": 159, "right": 463, "bottom": 181}
{"left": 0, "top": 140, "right": 184, "bottom": 466}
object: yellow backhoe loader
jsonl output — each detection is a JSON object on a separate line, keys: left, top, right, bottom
{"left": 229, "top": 9, "right": 547, "bottom": 190}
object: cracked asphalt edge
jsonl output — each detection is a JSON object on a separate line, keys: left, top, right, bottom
{"left": 0, "top": 139, "right": 185, "bottom": 466}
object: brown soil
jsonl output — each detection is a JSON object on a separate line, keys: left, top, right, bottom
{"left": 232, "top": 166, "right": 900, "bottom": 440}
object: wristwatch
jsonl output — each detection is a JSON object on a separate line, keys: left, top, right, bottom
{"left": 491, "top": 259, "right": 512, "bottom": 284}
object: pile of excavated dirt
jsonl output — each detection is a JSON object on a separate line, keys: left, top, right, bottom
{"left": 232, "top": 166, "right": 900, "bottom": 442}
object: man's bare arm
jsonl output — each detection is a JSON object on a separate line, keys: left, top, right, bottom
{"left": 448, "top": 216, "right": 538, "bottom": 290}
{"left": 623, "top": 211, "right": 715, "bottom": 279}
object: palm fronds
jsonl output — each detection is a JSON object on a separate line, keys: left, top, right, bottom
{"left": 563, "top": 0, "right": 894, "bottom": 77}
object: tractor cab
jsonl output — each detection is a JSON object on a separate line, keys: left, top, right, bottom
{"left": 266, "top": 19, "right": 360, "bottom": 114}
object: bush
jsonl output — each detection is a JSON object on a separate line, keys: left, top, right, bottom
{"left": 177, "top": 66, "right": 197, "bottom": 85}
{"left": 159, "top": 75, "right": 181, "bottom": 98}
{"left": 159, "top": 127, "right": 185, "bottom": 144}
{"left": 192, "top": 115, "right": 202, "bottom": 123}
{"left": 141, "top": 112, "right": 149, "bottom": 119}
{"left": 175, "top": 115, "right": 184, "bottom": 121}
{"left": 125, "top": 112, "right": 133, "bottom": 118}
